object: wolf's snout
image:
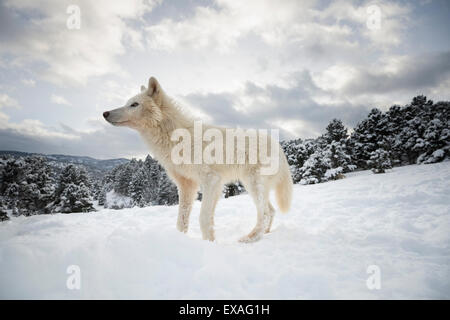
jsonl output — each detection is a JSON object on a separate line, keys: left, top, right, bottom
{"left": 103, "top": 111, "right": 110, "bottom": 119}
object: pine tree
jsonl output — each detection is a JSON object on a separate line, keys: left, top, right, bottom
{"left": 0, "top": 209, "right": 9, "bottom": 221}
{"left": 22, "top": 156, "right": 55, "bottom": 214}
{"left": 416, "top": 101, "right": 450, "bottom": 163}
{"left": 53, "top": 165, "right": 95, "bottom": 213}
{"left": 393, "top": 95, "right": 434, "bottom": 164}
{"left": 98, "top": 188, "right": 107, "bottom": 207}
{"left": 116, "top": 160, "right": 135, "bottom": 195}
{"left": 155, "top": 166, "right": 178, "bottom": 205}
{"left": 224, "top": 182, "right": 245, "bottom": 198}
{"left": 297, "top": 149, "right": 329, "bottom": 184}
{"left": 369, "top": 148, "right": 392, "bottom": 174}
{"left": 324, "top": 119, "right": 348, "bottom": 144}
{"left": 323, "top": 140, "right": 354, "bottom": 176}
{"left": 322, "top": 119, "right": 354, "bottom": 173}
{"left": 282, "top": 138, "right": 317, "bottom": 184}
{"left": 349, "top": 108, "right": 387, "bottom": 169}
{"left": 98, "top": 155, "right": 179, "bottom": 208}
{"left": 385, "top": 104, "right": 405, "bottom": 165}
{"left": 129, "top": 166, "right": 150, "bottom": 207}
{"left": 0, "top": 156, "right": 55, "bottom": 215}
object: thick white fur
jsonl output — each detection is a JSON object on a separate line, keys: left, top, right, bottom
{"left": 104, "top": 77, "right": 293, "bottom": 242}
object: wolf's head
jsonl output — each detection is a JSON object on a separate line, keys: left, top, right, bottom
{"left": 103, "top": 77, "right": 165, "bottom": 130}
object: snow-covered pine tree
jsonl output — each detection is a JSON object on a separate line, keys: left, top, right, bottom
{"left": 30, "top": 157, "right": 56, "bottom": 214}
{"left": 155, "top": 165, "right": 178, "bottom": 205}
{"left": 0, "top": 209, "right": 8, "bottom": 221}
{"left": 349, "top": 108, "right": 388, "bottom": 169}
{"left": 369, "top": 148, "right": 392, "bottom": 174}
{"left": 144, "top": 155, "right": 162, "bottom": 203}
{"left": 282, "top": 138, "right": 317, "bottom": 169}
{"left": 53, "top": 164, "right": 95, "bottom": 213}
{"left": 322, "top": 119, "right": 355, "bottom": 173}
{"left": 323, "top": 118, "right": 348, "bottom": 144}
{"left": 294, "top": 119, "right": 355, "bottom": 184}
{"left": 322, "top": 141, "right": 351, "bottom": 180}
{"left": 128, "top": 165, "right": 150, "bottom": 207}
{"left": 385, "top": 104, "right": 405, "bottom": 166}
{"left": 392, "top": 95, "right": 434, "bottom": 165}
{"left": 297, "top": 148, "right": 330, "bottom": 184}
{"left": 1, "top": 159, "right": 22, "bottom": 213}
{"left": 0, "top": 156, "right": 55, "bottom": 215}
{"left": 98, "top": 164, "right": 120, "bottom": 207}
{"left": 282, "top": 138, "right": 317, "bottom": 184}
{"left": 416, "top": 100, "right": 450, "bottom": 164}
{"left": 98, "top": 188, "right": 107, "bottom": 207}
{"left": 116, "top": 159, "right": 136, "bottom": 195}
{"left": 224, "top": 181, "right": 245, "bottom": 198}
{"left": 90, "top": 178, "right": 102, "bottom": 202}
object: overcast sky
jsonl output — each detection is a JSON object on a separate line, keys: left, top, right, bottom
{"left": 0, "top": 0, "right": 449, "bottom": 159}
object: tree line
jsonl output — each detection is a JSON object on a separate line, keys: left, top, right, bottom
{"left": 282, "top": 95, "right": 449, "bottom": 184}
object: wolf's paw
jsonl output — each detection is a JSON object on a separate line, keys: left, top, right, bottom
{"left": 201, "top": 231, "right": 215, "bottom": 242}
{"left": 238, "top": 234, "right": 262, "bottom": 243}
{"left": 239, "top": 228, "right": 263, "bottom": 243}
{"left": 176, "top": 223, "right": 188, "bottom": 233}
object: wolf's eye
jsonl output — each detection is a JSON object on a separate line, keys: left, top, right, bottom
{"left": 130, "top": 102, "right": 139, "bottom": 107}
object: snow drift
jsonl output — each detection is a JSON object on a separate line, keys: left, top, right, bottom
{"left": 0, "top": 162, "right": 449, "bottom": 299}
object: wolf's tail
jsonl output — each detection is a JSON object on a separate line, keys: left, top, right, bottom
{"left": 275, "top": 154, "right": 293, "bottom": 213}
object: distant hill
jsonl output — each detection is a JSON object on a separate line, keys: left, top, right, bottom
{"left": 0, "top": 150, "right": 130, "bottom": 177}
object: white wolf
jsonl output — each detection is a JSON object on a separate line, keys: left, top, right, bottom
{"left": 103, "top": 77, "right": 293, "bottom": 242}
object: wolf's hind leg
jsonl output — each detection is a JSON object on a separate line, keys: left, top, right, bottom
{"left": 174, "top": 176, "right": 198, "bottom": 233}
{"left": 264, "top": 201, "right": 275, "bottom": 234}
{"left": 240, "top": 175, "right": 268, "bottom": 242}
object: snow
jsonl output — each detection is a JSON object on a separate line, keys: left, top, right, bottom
{"left": 324, "top": 166, "right": 343, "bottom": 179}
{"left": 104, "top": 190, "right": 133, "bottom": 209}
{"left": 433, "top": 149, "right": 445, "bottom": 158}
{"left": 1, "top": 162, "right": 449, "bottom": 299}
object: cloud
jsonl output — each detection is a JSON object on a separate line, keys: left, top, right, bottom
{"left": 50, "top": 94, "right": 71, "bottom": 106}
{"left": 21, "top": 79, "right": 36, "bottom": 87}
{"left": 0, "top": 93, "right": 21, "bottom": 109}
{"left": 313, "top": 0, "right": 412, "bottom": 48}
{"left": 146, "top": 0, "right": 315, "bottom": 52}
{"left": 340, "top": 52, "right": 450, "bottom": 95}
{"left": 308, "top": 51, "right": 450, "bottom": 107}
{"left": 183, "top": 71, "right": 372, "bottom": 140}
{"left": 182, "top": 48, "right": 450, "bottom": 141}
{"left": 0, "top": 0, "right": 159, "bottom": 85}
{"left": 145, "top": 0, "right": 412, "bottom": 54}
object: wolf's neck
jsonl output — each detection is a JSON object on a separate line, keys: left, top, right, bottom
{"left": 139, "top": 100, "right": 193, "bottom": 165}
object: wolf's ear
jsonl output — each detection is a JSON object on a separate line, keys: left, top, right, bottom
{"left": 140, "top": 85, "right": 146, "bottom": 92}
{"left": 147, "top": 77, "right": 161, "bottom": 97}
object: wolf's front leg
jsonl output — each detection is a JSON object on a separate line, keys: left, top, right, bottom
{"left": 199, "top": 174, "right": 222, "bottom": 241}
{"left": 175, "top": 176, "right": 198, "bottom": 233}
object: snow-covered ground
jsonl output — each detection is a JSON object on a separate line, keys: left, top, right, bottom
{"left": 1, "top": 163, "right": 449, "bottom": 299}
